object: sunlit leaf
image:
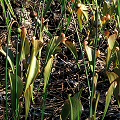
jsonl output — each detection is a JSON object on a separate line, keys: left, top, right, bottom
{"left": 63, "top": 40, "right": 78, "bottom": 62}
{"left": 106, "top": 71, "right": 118, "bottom": 83}
{"left": 113, "top": 0, "right": 117, "bottom": 4}
{"left": 77, "top": 3, "right": 88, "bottom": 31}
{"left": 32, "top": 37, "right": 43, "bottom": 56}
{"left": 20, "top": 38, "right": 30, "bottom": 61}
{"left": 108, "top": 34, "right": 117, "bottom": 50}
{"left": 9, "top": 73, "right": 23, "bottom": 112}
{"left": 21, "top": 27, "right": 27, "bottom": 40}
{"left": 102, "top": 81, "right": 117, "bottom": 120}
{"left": 82, "top": 9, "right": 88, "bottom": 21}
{"left": 44, "top": 56, "right": 54, "bottom": 93}
{"left": 24, "top": 38, "right": 30, "bottom": 55}
{"left": 94, "top": 73, "right": 98, "bottom": 89}
{"left": 20, "top": 27, "right": 28, "bottom": 61}
{"left": 24, "top": 84, "right": 33, "bottom": 120}
{"left": 85, "top": 45, "right": 92, "bottom": 61}
{"left": 84, "top": 45, "right": 94, "bottom": 71}
{"left": 25, "top": 56, "right": 39, "bottom": 91}
{"left": 77, "top": 8, "right": 83, "bottom": 31}
{"left": 106, "top": 72, "right": 120, "bottom": 107}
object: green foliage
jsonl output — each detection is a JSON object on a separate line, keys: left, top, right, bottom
{"left": 24, "top": 84, "right": 33, "bottom": 120}
{"left": 1, "top": 0, "right": 120, "bottom": 119}
{"left": 9, "top": 72, "right": 23, "bottom": 115}
{"left": 108, "top": 34, "right": 117, "bottom": 50}
{"left": 61, "top": 90, "right": 83, "bottom": 120}
{"left": 77, "top": 3, "right": 88, "bottom": 31}
{"left": 1, "top": 0, "right": 16, "bottom": 18}
{"left": 45, "top": 34, "right": 64, "bottom": 64}
{"left": 102, "top": 80, "right": 117, "bottom": 120}
{"left": 84, "top": 44, "right": 94, "bottom": 72}
{"left": 44, "top": 56, "right": 54, "bottom": 93}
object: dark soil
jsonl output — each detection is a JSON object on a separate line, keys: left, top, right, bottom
{"left": 0, "top": 1, "right": 120, "bottom": 120}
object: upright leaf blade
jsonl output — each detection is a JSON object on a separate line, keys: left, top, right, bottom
{"left": 32, "top": 37, "right": 43, "bottom": 56}
{"left": 1, "top": 0, "right": 16, "bottom": 18}
{"left": 108, "top": 34, "right": 117, "bottom": 50}
{"left": 106, "top": 72, "right": 118, "bottom": 83}
{"left": 102, "top": 81, "right": 117, "bottom": 120}
{"left": 84, "top": 45, "right": 94, "bottom": 72}
{"left": 25, "top": 56, "right": 39, "bottom": 91}
{"left": 44, "top": 56, "right": 54, "bottom": 93}
{"left": 85, "top": 45, "right": 93, "bottom": 62}
{"left": 77, "top": 4, "right": 88, "bottom": 31}
{"left": 77, "top": 8, "right": 83, "bottom": 31}
{"left": 93, "top": 93, "right": 100, "bottom": 119}
{"left": 24, "top": 84, "right": 33, "bottom": 120}
{"left": 43, "top": 0, "right": 53, "bottom": 17}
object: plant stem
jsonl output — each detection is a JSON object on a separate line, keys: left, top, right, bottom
{"left": 1, "top": 0, "right": 9, "bottom": 119}
{"left": 5, "top": 39, "right": 8, "bottom": 120}
{"left": 90, "top": 0, "right": 98, "bottom": 117}
{"left": 15, "top": 34, "right": 20, "bottom": 119}
{"left": 73, "top": 15, "right": 91, "bottom": 99}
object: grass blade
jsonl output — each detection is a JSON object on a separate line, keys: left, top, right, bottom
{"left": 84, "top": 44, "right": 94, "bottom": 72}
{"left": 25, "top": 56, "right": 39, "bottom": 91}
{"left": 108, "top": 34, "right": 117, "bottom": 50}
{"left": 41, "top": 56, "right": 54, "bottom": 120}
{"left": 44, "top": 56, "right": 54, "bottom": 93}
{"left": 4, "top": 0, "right": 16, "bottom": 18}
{"left": 24, "top": 84, "right": 33, "bottom": 120}
{"left": 102, "top": 81, "right": 117, "bottom": 120}
{"left": 43, "top": 0, "right": 53, "bottom": 17}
